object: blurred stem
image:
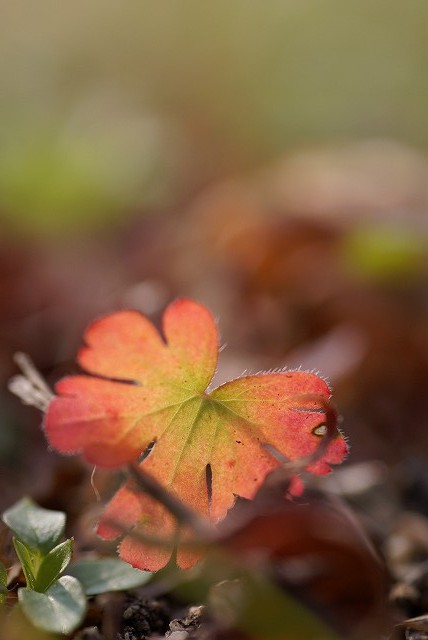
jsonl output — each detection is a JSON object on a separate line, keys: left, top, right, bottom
{"left": 256, "top": 394, "right": 339, "bottom": 502}
{"left": 127, "top": 463, "right": 215, "bottom": 540}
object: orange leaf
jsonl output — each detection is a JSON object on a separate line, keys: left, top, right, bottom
{"left": 44, "top": 298, "right": 347, "bottom": 570}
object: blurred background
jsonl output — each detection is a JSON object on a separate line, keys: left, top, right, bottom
{"left": 1, "top": 1, "right": 428, "bottom": 520}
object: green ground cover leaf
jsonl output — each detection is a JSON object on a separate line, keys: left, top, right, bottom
{"left": 18, "top": 575, "right": 86, "bottom": 634}
{"left": 3, "top": 498, "right": 65, "bottom": 554}
{"left": 67, "top": 557, "right": 151, "bottom": 595}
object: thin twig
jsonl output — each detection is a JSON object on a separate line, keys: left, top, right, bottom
{"left": 127, "top": 395, "right": 337, "bottom": 535}
{"left": 125, "top": 399, "right": 338, "bottom": 540}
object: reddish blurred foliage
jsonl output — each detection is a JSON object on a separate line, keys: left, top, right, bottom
{"left": 219, "top": 490, "right": 390, "bottom": 639}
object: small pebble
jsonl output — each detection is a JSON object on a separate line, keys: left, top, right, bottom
{"left": 168, "top": 632, "right": 189, "bottom": 640}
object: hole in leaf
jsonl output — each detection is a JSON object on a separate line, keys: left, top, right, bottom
{"left": 312, "top": 424, "right": 328, "bottom": 437}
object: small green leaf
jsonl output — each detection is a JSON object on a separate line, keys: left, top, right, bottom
{"left": 18, "top": 575, "right": 86, "bottom": 634}
{"left": 13, "top": 538, "right": 37, "bottom": 590}
{"left": 66, "top": 557, "right": 151, "bottom": 595}
{"left": 0, "top": 560, "right": 7, "bottom": 604}
{"left": 34, "top": 539, "right": 73, "bottom": 593}
{"left": 3, "top": 498, "right": 65, "bottom": 554}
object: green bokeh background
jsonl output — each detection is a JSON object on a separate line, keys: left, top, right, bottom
{"left": 1, "top": 1, "right": 428, "bottom": 234}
